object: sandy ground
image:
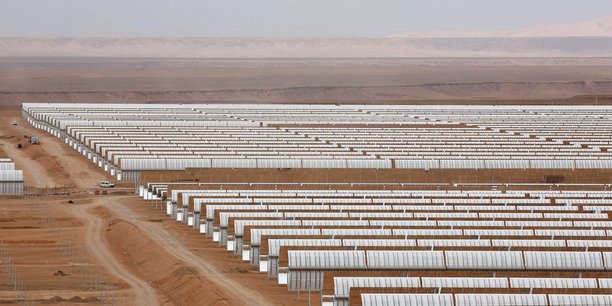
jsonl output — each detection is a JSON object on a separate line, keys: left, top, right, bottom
{"left": 0, "top": 193, "right": 318, "bottom": 305}
{"left": 0, "top": 110, "right": 314, "bottom": 305}
{"left": 0, "top": 110, "right": 110, "bottom": 188}
{"left": 67, "top": 198, "right": 159, "bottom": 306}
{"left": 108, "top": 197, "right": 277, "bottom": 305}
{"left": 105, "top": 196, "right": 314, "bottom": 306}
{"left": 1, "top": 57, "right": 611, "bottom": 107}
{"left": 0, "top": 196, "right": 128, "bottom": 305}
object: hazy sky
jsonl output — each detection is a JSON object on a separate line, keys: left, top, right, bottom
{"left": 2, "top": 0, "right": 611, "bottom": 37}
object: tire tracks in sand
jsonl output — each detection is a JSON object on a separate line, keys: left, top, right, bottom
{"left": 64, "top": 195, "right": 274, "bottom": 306}
{"left": 108, "top": 196, "right": 274, "bottom": 306}
{"left": 65, "top": 198, "right": 160, "bottom": 306}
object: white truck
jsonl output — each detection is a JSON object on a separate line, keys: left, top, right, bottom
{"left": 99, "top": 181, "right": 115, "bottom": 188}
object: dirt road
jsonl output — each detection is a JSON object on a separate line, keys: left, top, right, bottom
{"left": 0, "top": 110, "right": 110, "bottom": 188}
{"left": 57, "top": 195, "right": 275, "bottom": 305}
{"left": 110, "top": 196, "right": 275, "bottom": 306}
{"left": 0, "top": 113, "right": 57, "bottom": 187}
{"left": 63, "top": 198, "right": 160, "bottom": 306}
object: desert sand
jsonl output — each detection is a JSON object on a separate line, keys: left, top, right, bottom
{"left": 1, "top": 57, "right": 611, "bottom": 108}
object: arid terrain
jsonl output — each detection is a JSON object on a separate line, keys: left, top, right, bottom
{"left": 1, "top": 56, "right": 612, "bottom": 305}
{"left": 1, "top": 57, "right": 612, "bottom": 107}
{"left": 0, "top": 109, "right": 314, "bottom": 305}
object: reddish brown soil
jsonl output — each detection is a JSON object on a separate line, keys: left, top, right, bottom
{"left": 0, "top": 196, "right": 127, "bottom": 305}
{"left": 142, "top": 167, "right": 612, "bottom": 186}
{"left": 103, "top": 196, "right": 315, "bottom": 306}
{"left": 0, "top": 110, "right": 111, "bottom": 188}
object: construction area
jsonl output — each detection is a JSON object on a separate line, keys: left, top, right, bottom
{"left": 2, "top": 102, "right": 612, "bottom": 305}
{"left": 1, "top": 103, "right": 612, "bottom": 305}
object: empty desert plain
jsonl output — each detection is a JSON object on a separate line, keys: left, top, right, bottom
{"left": 1, "top": 57, "right": 612, "bottom": 107}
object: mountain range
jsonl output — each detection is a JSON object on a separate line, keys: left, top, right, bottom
{"left": 390, "top": 14, "right": 612, "bottom": 38}
{"left": 1, "top": 15, "right": 611, "bottom": 58}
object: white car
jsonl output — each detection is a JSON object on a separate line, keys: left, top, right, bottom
{"left": 99, "top": 181, "right": 115, "bottom": 188}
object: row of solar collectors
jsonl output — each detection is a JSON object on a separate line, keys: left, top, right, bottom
{"left": 141, "top": 185, "right": 612, "bottom": 203}
{"left": 43, "top": 113, "right": 248, "bottom": 123}
{"left": 0, "top": 160, "right": 22, "bottom": 182}
{"left": 167, "top": 185, "right": 611, "bottom": 208}
{"left": 193, "top": 206, "right": 612, "bottom": 248}
{"left": 28, "top": 104, "right": 612, "bottom": 130}
{"left": 479, "top": 124, "right": 612, "bottom": 151}
{"left": 286, "top": 127, "right": 609, "bottom": 158}
{"left": 404, "top": 111, "right": 612, "bottom": 150}
{"left": 0, "top": 171, "right": 22, "bottom": 182}
{"left": 62, "top": 132, "right": 612, "bottom": 172}
{"left": 168, "top": 188, "right": 612, "bottom": 225}
{"left": 23, "top": 103, "right": 612, "bottom": 117}
{"left": 173, "top": 211, "right": 612, "bottom": 260}
{"left": 170, "top": 188, "right": 612, "bottom": 203}
{"left": 0, "top": 159, "right": 24, "bottom": 195}
{"left": 26, "top": 105, "right": 612, "bottom": 143}
{"left": 421, "top": 131, "right": 608, "bottom": 151}
{"left": 115, "top": 158, "right": 612, "bottom": 171}
{"left": 369, "top": 106, "right": 611, "bottom": 125}
{"left": 284, "top": 250, "right": 612, "bottom": 296}
{"left": 67, "top": 126, "right": 370, "bottom": 160}
{"left": 27, "top": 103, "right": 612, "bottom": 110}
{"left": 98, "top": 146, "right": 612, "bottom": 161}
{"left": 166, "top": 189, "right": 612, "bottom": 249}
{"left": 0, "top": 161, "right": 16, "bottom": 171}
{"left": 357, "top": 293, "right": 612, "bottom": 306}
{"left": 24, "top": 106, "right": 430, "bottom": 125}
{"left": 94, "top": 156, "right": 612, "bottom": 172}
{"left": 66, "top": 125, "right": 612, "bottom": 160}
{"left": 153, "top": 186, "right": 612, "bottom": 220}
{"left": 335, "top": 277, "right": 612, "bottom": 305}
{"left": 162, "top": 187, "right": 612, "bottom": 204}
{"left": 55, "top": 126, "right": 388, "bottom": 174}
{"left": 67, "top": 128, "right": 612, "bottom": 167}
{"left": 24, "top": 104, "right": 612, "bottom": 172}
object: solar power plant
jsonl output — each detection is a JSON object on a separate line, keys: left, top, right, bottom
{"left": 23, "top": 104, "right": 612, "bottom": 182}
{"left": 16, "top": 103, "right": 612, "bottom": 305}
{"left": 145, "top": 183, "right": 612, "bottom": 306}
{"left": 6, "top": 2, "right": 612, "bottom": 304}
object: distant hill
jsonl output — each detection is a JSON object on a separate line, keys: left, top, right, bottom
{"left": 1, "top": 36, "right": 612, "bottom": 58}
{"left": 391, "top": 14, "right": 612, "bottom": 38}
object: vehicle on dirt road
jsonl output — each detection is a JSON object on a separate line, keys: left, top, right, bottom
{"left": 99, "top": 181, "right": 115, "bottom": 188}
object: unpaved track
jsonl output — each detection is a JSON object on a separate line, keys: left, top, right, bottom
{"left": 0, "top": 113, "right": 57, "bottom": 187}
{"left": 64, "top": 198, "right": 159, "bottom": 306}
{"left": 0, "top": 110, "right": 109, "bottom": 188}
{"left": 110, "top": 196, "right": 274, "bottom": 306}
